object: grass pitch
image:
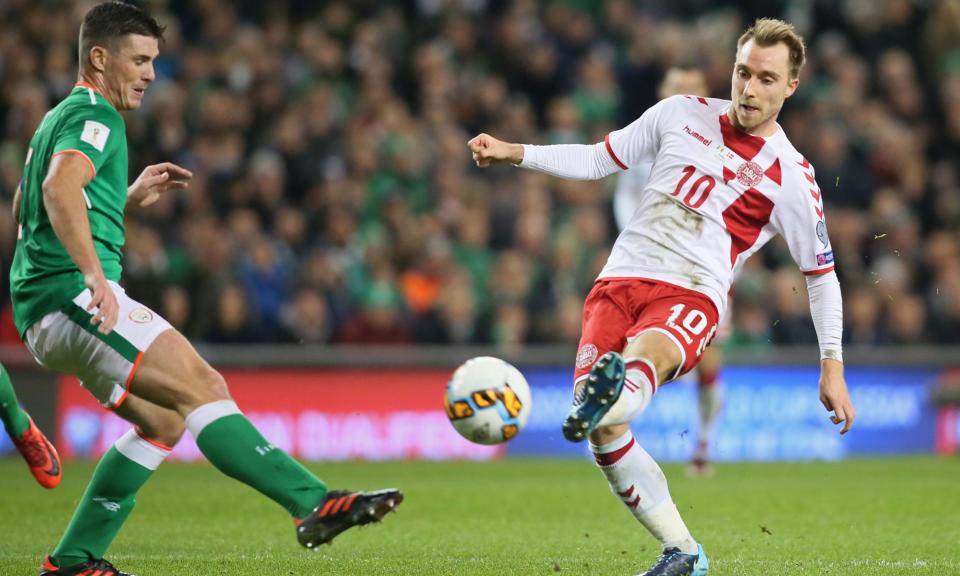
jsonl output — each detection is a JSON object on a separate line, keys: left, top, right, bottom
{"left": 0, "top": 457, "right": 957, "bottom": 575}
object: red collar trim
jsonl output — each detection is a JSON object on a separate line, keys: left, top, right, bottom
{"left": 718, "top": 113, "right": 766, "bottom": 161}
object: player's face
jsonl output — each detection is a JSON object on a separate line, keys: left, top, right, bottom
{"left": 729, "top": 39, "right": 798, "bottom": 136}
{"left": 103, "top": 34, "right": 158, "bottom": 111}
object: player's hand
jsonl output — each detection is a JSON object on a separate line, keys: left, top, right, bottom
{"left": 818, "top": 359, "right": 855, "bottom": 434}
{"left": 467, "top": 134, "right": 524, "bottom": 167}
{"left": 128, "top": 162, "right": 192, "bottom": 207}
{"left": 84, "top": 272, "right": 119, "bottom": 335}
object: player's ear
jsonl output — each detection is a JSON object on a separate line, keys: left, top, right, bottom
{"left": 88, "top": 45, "right": 108, "bottom": 73}
{"left": 784, "top": 77, "right": 799, "bottom": 99}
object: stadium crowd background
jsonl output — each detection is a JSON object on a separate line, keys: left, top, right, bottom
{"left": 0, "top": 0, "right": 957, "bottom": 349}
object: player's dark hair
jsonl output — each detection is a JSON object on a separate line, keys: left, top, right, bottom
{"left": 79, "top": 1, "right": 165, "bottom": 63}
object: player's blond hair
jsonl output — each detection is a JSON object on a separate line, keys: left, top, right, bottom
{"left": 737, "top": 18, "right": 806, "bottom": 79}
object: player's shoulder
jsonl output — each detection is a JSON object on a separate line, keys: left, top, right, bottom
{"left": 61, "top": 88, "right": 123, "bottom": 124}
{"left": 662, "top": 95, "right": 731, "bottom": 113}
{"left": 772, "top": 133, "right": 817, "bottom": 184}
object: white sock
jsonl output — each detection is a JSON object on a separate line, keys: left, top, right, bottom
{"left": 115, "top": 428, "right": 173, "bottom": 470}
{"left": 185, "top": 399, "right": 242, "bottom": 438}
{"left": 591, "top": 431, "right": 698, "bottom": 554}
{"left": 597, "top": 357, "right": 657, "bottom": 427}
{"left": 696, "top": 382, "right": 722, "bottom": 455}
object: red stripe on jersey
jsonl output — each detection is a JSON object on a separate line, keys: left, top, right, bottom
{"left": 798, "top": 157, "right": 810, "bottom": 169}
{"left": 810, "top": 189, "right": 821, "bottom": 202}
{"left": 697, "top": 97, "right": 708, "bottom": 105}
{"left": 723, "top": 166, "right": 735, "bottom": 184}
{"left": 719, "top": 114, "right": 765, "bottom": 161}
{"left": 803, "top": 266, "right": 834, "bottom": 276}
{"left": 764, "top": 158, "right": 782, "bottom": 185}
{"left": 618, "top": 485, "right": 635, "bottom": 498}
{"left": 722, "top": 187, "right": 775, "bottom": 267}
{"left": 594, "top": 437, "right": 636, "bottom": 466}
{"left": 605, "top": 134, "right": 628, "bottom": 170}
{"left": 815, "top": 205, "right": 824, "bottom": 219}
{"left": 625, "top": 495, "right": 642, "bottom": 510}
{"left": 804, "top": 172, "right": 816, "bottom": 185}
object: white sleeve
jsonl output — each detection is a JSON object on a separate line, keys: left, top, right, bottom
{"left": 519, "top": 142, "right": 621, "bottom": 180}
{"left": 605, "top": 96, "right": 675, "bottom": 168}
{"left": 519, "top": 95, "right": 675, "bottom": 180}
{"left": 770, "top": 160, "right": 835, "bottom": 276}
{"left": 806, "top": 270, "right": 843, "bottom": 362}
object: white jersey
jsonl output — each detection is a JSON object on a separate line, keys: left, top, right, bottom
{"left": 599, "top": 95, "right": 834, "bottom": 316}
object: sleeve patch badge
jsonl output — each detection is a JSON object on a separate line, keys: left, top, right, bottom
{"left": 80, "top": 120, "right": 110, "bottom": 152}
{"left": 816, "top": 250, "right": 834, "bottom": 265}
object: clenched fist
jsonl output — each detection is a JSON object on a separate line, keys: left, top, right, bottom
{"left": 467, "top": 133, "right": 524, "bottom": 167}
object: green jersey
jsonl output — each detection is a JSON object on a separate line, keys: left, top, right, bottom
{"left": 11, "top": 83, "right": 128, "bottom": 336}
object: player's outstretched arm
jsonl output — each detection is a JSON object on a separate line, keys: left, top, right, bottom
{"left": 42, "top": 152, "right": 118, "bottom": 334}
{"left": 468, "top": 133, "right": 623, "bottom": 180}
{"left": 467, "top": 133, "right": 524, "bottom": 167}
{"left": 819, "top": 358, "right": 855, "bottom": 434}
{"left": 806, "top": 271, "right": 854, "bottom": 433}
{"left": 128, "top": 162, "right": 192, "bottom": 208}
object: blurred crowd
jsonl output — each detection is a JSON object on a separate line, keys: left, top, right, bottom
{"left": 0, "top": 0, "right": 958, "bottom": 348}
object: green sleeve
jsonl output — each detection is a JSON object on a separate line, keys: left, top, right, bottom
{"left": 52, "top": 104, "right": 124, "bottom": 176}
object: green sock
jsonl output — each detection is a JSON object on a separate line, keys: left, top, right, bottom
{"left": 188, "top": 401, "right": 327, "bottom": 518}
{"left": 0, "top": 363, "right": 30, "bottom": 439}
{"left": 50, "top": 444, "right": 155, "bottom": 567}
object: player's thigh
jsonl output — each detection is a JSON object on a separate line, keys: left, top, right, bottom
{"left": 131, "top": 329, "right": 229, "bottom": 414}
{"left": 627, "top": 289, "right": 719, "bottom": 383}
{"left": 113, "top": 394, "right": 186, "bottom": 448}
{"left": 622, "top": 330, "right": 684, "bottom": 384}
{"left": 573, "top": 281, "right": 634, "bottom": 386}
{"left": 24, "top": 282, "right": 173, "bottom": 410}
{"left": 698, "top": 344, "right": 722, "bottom": 376}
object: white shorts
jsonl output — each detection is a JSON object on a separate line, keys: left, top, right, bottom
{"left": 24, "top": 281, "right": 172, "bottom": 409}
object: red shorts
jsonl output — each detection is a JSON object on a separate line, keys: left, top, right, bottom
{"left": 574, "top": 278, "right": 720, "bottom": 384}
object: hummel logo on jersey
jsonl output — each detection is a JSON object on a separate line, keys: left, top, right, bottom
{"left": 94, "top": 497, "right": 121, "bottom": 512}
{"left": 682, "top": 125, "right": 712, "bottom": 147}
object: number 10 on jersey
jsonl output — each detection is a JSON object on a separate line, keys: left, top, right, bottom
{"left": 672, "top": 165, "right": 716, "bottom": 209}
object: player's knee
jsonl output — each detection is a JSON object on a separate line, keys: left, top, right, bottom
{"left": 590, "top": 423, "right": 630, "bottom": 446}
{"left": 192, "top": 364, "right": 230, "bottom": 402}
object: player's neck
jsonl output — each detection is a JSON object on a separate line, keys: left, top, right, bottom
{"left": 725, "top": 109, "right": 779, "bottom": 139}
{"left": 76, "top": 73, "right": 117, "bottom": 109}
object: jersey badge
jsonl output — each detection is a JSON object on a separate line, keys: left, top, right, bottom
{"left": 816, "top": 220, "right": 830, "bottom": 248}
{"left": 81, "top": 120, "right": 110, "bottom": 152}
{"left": 129, "top": 308, "right": 154, "bottom": 323}
{"left": 576, "top": 343, "right": 599, "bottom": 369}
{"left": 816, "top": 250, "right": 834, "bottom": 265}
{"left": 736, "top": 161, "right": 764, "bottom": 187}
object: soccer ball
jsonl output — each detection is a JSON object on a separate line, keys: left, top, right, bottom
{"left": 444, "top": 356, "right": 532, "bottom": 445}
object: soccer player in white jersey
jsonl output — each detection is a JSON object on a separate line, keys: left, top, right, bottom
{"left": 469, "top": 19, "right": 854, "bottom": 576}
{"left": 613, "top": 67, "right": 725, "bottom": 478}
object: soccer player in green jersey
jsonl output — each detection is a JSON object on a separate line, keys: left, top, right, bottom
{"left": 0, "top": 362, "right": 61, "bottom": 488}
{"left": 14, "top": 4, "right": 401, "bottom": 575}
